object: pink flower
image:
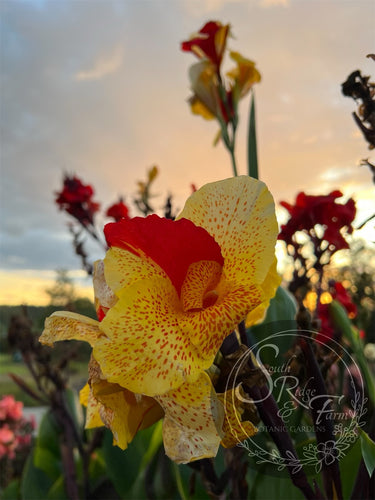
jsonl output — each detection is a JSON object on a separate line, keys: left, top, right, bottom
{"left": 0, "top": 395, "right": 23, "bottom": 421}
{"left": 0, "top": 425, "right": 16, "bottom": 459}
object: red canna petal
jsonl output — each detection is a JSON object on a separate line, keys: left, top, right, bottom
{"left": 104, "top": 215, "right": 224, "bottom": 296}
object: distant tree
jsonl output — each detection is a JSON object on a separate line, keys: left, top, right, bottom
{"left": 45, "top": 269, "right": 76, "bottom": 307}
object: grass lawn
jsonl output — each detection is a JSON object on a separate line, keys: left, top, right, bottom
{"left": 0, "top": 352, "right": 88, "bottom": 407}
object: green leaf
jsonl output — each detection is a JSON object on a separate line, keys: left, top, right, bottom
{"left": 20, "top": 450, "right": 55, "bottom": 500}
{"left": 339, "top": 437, "right": 362, "bottom": 499}
{"left": 1, "top": 479, "right": 21, "bottom": 500}
{"left": 139, "top": 419, "right": 163, "bottom": 470}
{"left": 247, "top": 91, "right": 258, "bottom": 179}
{"left": 98, "top": 425, "right": 157, "bottom": 498}
{"left": 36, "top": 410, "right": 61, "bottom": 457}
{"left": 64, "top": 387, "right": 84, "bottom": 433}
{"left": 359, "top": 428, "right": 375, "bottom": 477}
{"left": 248, "top": 286, "right": 297, "bottom": 367}
{"left": 47, "top": 475, "right": 68, "bottom": 500}
{"left": 34, "top": 447, "right": 62, "bottom": 479}
{"left": 263, "top": 286, "right": 297, "bottom": 324}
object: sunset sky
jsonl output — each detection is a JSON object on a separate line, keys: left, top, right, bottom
{"left": 1, "top": 0, "right": 374, "bottom": 305}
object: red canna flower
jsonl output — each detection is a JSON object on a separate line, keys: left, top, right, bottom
{"left": 181, "top": 21, "right": 230, "bottom": 70}
{"left": 106, "top": 199, "right": 130, "bottom": 222}
{"left": 279, "top": 190, "right": 356, "bottom": 253}
{"left": 55, "top": 174, "right": 100, "bottom": 226}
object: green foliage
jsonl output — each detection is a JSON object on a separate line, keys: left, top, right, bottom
{"left": 339, "top": 438, "right": 362, "bottom": 498}
{"left": 359, "top": 428, "right": 375, "bottom": 477}
{"left": 247, "top": 91, "right": 259, "bottom": 179}
{"left": 248, "top": 285, "right": 297, "bottom": 366}
{"left": 1, "top": 478, "right": 21, "bottom": 500}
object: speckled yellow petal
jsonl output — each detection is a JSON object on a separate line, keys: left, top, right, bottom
{"left": 84, "top": 357, "right": 164, "bottom": 448}
{"left": 103, "top": 246, "right": 167, "bottom": 295}
{"left": 79, "top": 383, "right": 104, "bottom": 429}
{"left": 40, "top": 311, "right": 101, "bottom": 347}
{"left": 180, "top": 281, "right": 262, "bottom": 358}
{"left": 181, "top": 260, "right": 222, "bottom": 312}
{"left": 156, "top": 372, "right": 224, "bottom": 463}
{"left": 246, "top": 258, "right": 281, "bottom": 327}
{"left": 93, "top": 276, "right": 205, "bottom": 396}
{"left": 93, "top": 260, "right": 117, "bottom": 308}
{"left": 94, "top": 382, "right": 163, "bottom": 449}
{"left": 218, "top": 386, "right": 257, "bottom": 448}
{"left": 177, "top": 176, "right": 278, "bottom": 289}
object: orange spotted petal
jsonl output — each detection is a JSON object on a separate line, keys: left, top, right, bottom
{"left": 93, "top": 381, "right": 163, "bottom": 449}
{"left": 155, "top": 372, "right": 224, "bottom": 463}
{"left": 218, "top": 385, "right": 257, "bottom": 448}
{"left": 80, "top": 358, "right": 163, "bottom": 449}
{"left": 79, "top": 383, "right": 104, "bottom": 429}
{"left": 93, "top": 275, "right": 206, "bottom": 396}
{"left": 101, "top": 246, "right": 168, "bottom": 295}
{"left": 246, "top": 258, "right": 281, "bottom": 327}
{"left": 179, "top": 281, "right": 262, "bottom": 358}
{"left": 39, "top": 311, "right": 101, "bottom": 347}
{"left": 177, "top": 176, "right": 278, "bottom": 289}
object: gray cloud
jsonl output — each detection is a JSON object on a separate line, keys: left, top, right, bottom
{"left": 1, "top": 0, "right": 374, "bottom": 277}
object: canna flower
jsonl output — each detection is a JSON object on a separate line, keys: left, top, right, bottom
{"left": 40, "top": 176, "right": 280, "bottom": 463}
{"left": 226, "top": 51, "right": 261, "bottom": 112}
{"left": 188, "top": 60, "right": 221, "bottom": 121}
{"left": 181, "top": 21, "right": 230, "bottom": 70}
{"left": 187, "top": 53, "right": 261, "bottom": 125}
{"left": 55, "top": 174, "right": 100, "bottom": 226}
{"left": 106, "top": 199, "right": 130, "bottom": 222}
{"left": 279, "top": 190, "right": 356, "bottom": 252}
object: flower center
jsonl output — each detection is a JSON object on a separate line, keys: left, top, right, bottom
{"left": 181, "top": 260, "right": 222, "bottom": 313}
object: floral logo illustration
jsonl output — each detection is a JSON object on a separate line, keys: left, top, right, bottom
{"left": 223, "top": 327, "right": 368, "bottom": 476}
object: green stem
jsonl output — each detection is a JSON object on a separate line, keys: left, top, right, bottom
{"left": 173, "top": 463, "right": 189, "bottom": 500}
{"left": 229, "top": 144, "right": 238, "bottom": 177}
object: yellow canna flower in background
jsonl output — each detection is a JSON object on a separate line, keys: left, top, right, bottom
{"left": 188, "top": 60, "right": 219, "bottom": 121}
{"left": 40, "top": 176, "right": 280, "bottom": 463}
{"left": 227, "top": 51, "right": 261, "bottom": 103}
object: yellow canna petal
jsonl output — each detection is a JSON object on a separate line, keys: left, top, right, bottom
{"left": 180, "top": 260, "right": 222, "bottom": 312}
{"left": 189, "top": 60, "right": 220, "bottom": 119}
{"left": 79, "top": 383, "right": 104, "bottom": 429}
{"left": 156, "top": 372, "right": 224, "bottom": 463}
{"left": 94, "top": 383, "right": 163, "bottom": 449}
{"left": 179, "top": 280, "right": 262, "bottom": 358}
{"left": 246, "top": 258, "right": 281, "bottom": 327}
{"left": 189, "top": 95, "right": 216, "bottom": 121}
{"left": 39, "top": 311, "right": 101, "bottom": 347}
{"left": 102, "top": 246, "right": 168, "bottom": 296}
{"left": 93, "top": 275, "right": 205, "bottom": 396}
{"left": 93, "top": 260, "right": 117, "bottom": 309}
{"left": 227, "top": 51, "right": 261, "bottom": 99}
{"left": 177, "top": 176, "right": 278, "bottom": 289}
{"left": 218, "top": 385, "right": 257, "bottom": 448}
{"left": 83, "top": 357, "right": 163, "bottom": 449}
